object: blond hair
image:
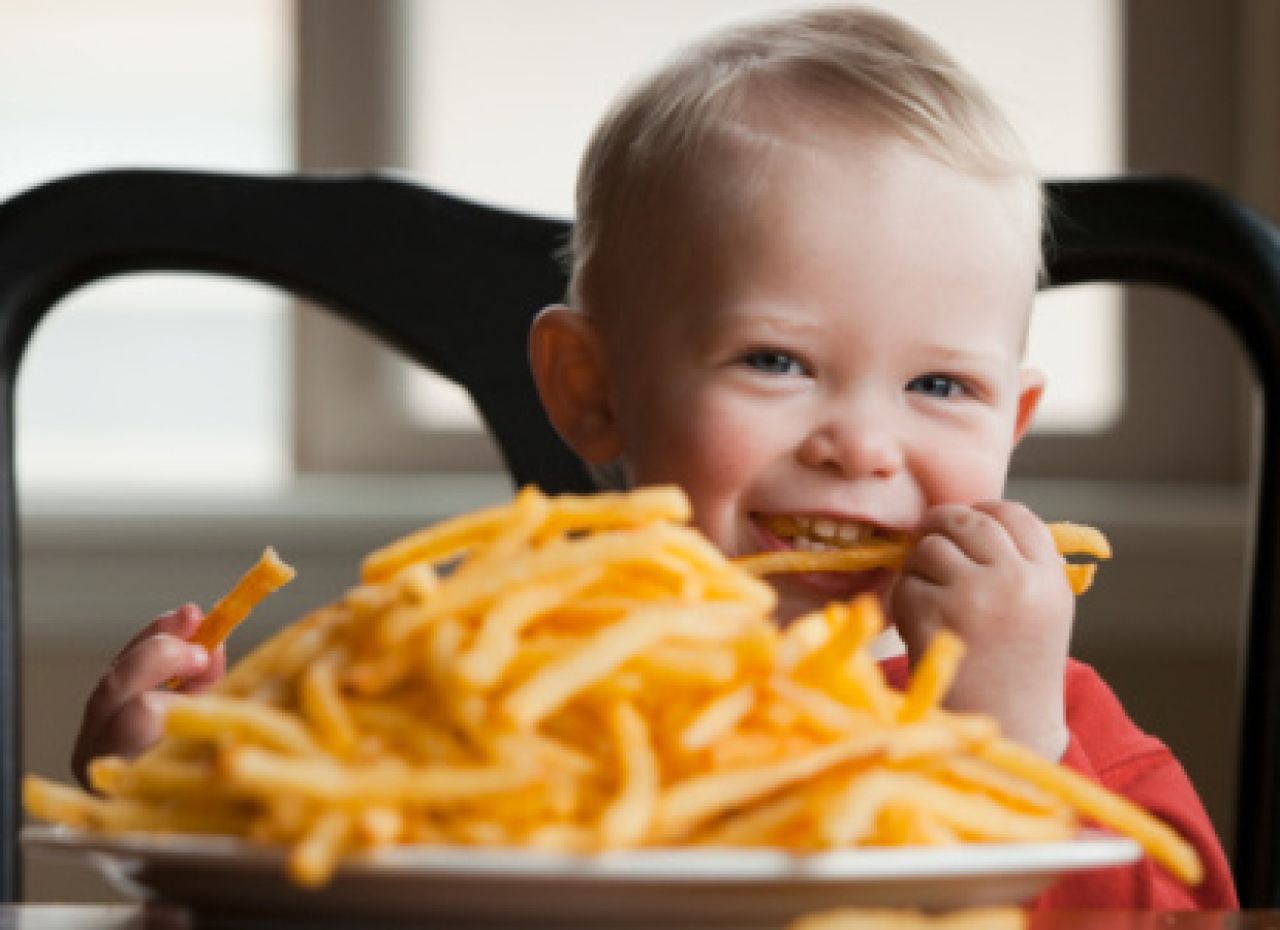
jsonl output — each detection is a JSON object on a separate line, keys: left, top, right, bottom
{"left": 568, "top": 5, "right": 1041, "bottom": 315}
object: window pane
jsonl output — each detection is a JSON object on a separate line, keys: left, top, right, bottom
{"left": 405, "top": 0, "right": 1120, "bottom": 434}
{"left": 17, "top": 276, "right": 291, "bottom": 493}
{"left": 0, "top": 0, "right": 292, "bottom": 491}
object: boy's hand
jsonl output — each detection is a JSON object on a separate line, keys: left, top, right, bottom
{"left": 71, "top": 604, "right": 226, "bottom": 791}
{"left": 888, "top": 501, "right": 1075, "bottom": 761}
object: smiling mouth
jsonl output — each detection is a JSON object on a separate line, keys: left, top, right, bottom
{"left": 757, "top": 514, "right": 907, "bottom": 552}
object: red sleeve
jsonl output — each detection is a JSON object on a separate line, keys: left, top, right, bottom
{"left": 878, "top": 655, "right": 1237, "bottom": 909}
{"left": 1030, "top": 659, "right": 1236, "bottom": 910}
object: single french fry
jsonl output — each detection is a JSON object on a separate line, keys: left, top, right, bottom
{"left": 938, "top": 755, "right": 1066, "bottom": 816}
{"left": 165, "top": 695, "right": 321, "bottom": 757}
{"left": 824, "top": 769, "right": 1073, "bottom": 847}
{"left": 693, "top": 794, "right": 808, "bottom": 846}
{"left": 735, "top": 522, "right": 1110, "bottom": 597}
{"left": 299, "top": 650, "right": 359, "bottom": 757}
{"left": 290, "top": 808, "right": 351, "bottom": 888}
{"left": 769, "top": 676, "right": 868, "bottom": 735}
{"left": 1064, "top": 562, "right": 1097, "bottom": 595}
{"left": 360, "top": 496, "right": 521, "bottom": 585}
{"left": 898, "top": 630, "right": 965, "bottom": 723}
{"left": 532, "top": 485, "right": 692, "bottom": 540}
{"left": 655, "top": 733, "right": 890, "bottom": 842}
{"left": 978, "top": 738, "right": 1203, "bottom": 885}
{"left": 1049, "top": 522, "right": 1112, "bottom": 560}
{"left": 600, "top": 701, "right": 659, "bottom": 847}
{"left": 224, "top": 747, "right": 535, "bottom": 804}
{"left": 88, "top": 754, "right": 219, "bottom": 799}
{"left": 502, "top": 608, "right": 674, "bottom": 729}
{"left": 24, "top": 775, "right": 247, "bottom": 836}
{"left": 680, "top": 684, "right": 756, "bottom": 751}
{"left": 637, "top": 643, "right": 739, "bottom": 684}
{"left": 189, "top": 547, "right": 296, "bottom": 655}
{"left": 777, "top": 610, "right": 832, "bottom": 671}
{"left": 734, "top": 543, "right": 906, "bottom": 577}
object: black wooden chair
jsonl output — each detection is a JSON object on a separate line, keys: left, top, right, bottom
{"left": 0, "top": 169, "right": 1277, "bottom": 905}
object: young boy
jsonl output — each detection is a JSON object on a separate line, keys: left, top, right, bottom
{"left": 74, "top": 4, "right": 1235, "bottom": 911}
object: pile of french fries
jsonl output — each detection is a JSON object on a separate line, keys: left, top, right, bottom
{"left": 25, "top": 486, "right": 1199, "bottom": 892}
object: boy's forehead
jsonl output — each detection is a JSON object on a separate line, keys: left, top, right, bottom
{"left": 589, "top": 122, "right": 1039, "bottom": 357}
{"left": 649, "top": 129, "right": 1034, "bottom": 275}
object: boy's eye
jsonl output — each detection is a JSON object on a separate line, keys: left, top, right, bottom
{"left": 742, "top": 349, "right": 805, "bottom": 376}
{"left": 907, "top": 373, "right": 966, "bottom": 399}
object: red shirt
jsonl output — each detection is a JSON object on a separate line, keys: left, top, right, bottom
{"left": 879, "top": 655, "right": 1238, "bottom": 910}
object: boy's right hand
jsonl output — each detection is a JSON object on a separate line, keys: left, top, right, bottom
{"left": 71, "top": 603, "right": 226, "bottom": 791}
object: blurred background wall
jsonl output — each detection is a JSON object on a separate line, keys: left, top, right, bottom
{"left": 2, "top": 0, "right": 1276, "bottom": 901}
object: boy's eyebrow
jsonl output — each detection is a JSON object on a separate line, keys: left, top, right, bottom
{"left": 717, "top": 305, "right": 827, "bottom": 336}
{"left": 920, "top": 343, "right": 1016, "bottom": 370}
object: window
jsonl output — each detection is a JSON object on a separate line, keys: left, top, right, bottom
{"left": 1, "top": 0, "right": 292, "bottom": 493}
{"left": 6, "top": 1, "right": 1272, "bottom": 486}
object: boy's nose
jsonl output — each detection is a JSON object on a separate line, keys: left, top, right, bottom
{"left": 796, "top": 416, "right": 904, "bottom": 480}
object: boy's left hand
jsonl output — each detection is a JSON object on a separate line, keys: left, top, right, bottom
{"left": 888, "top": 500, "right": 1075, "bottom": 760}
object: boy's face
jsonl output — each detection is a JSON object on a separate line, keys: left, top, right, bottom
{"left": 538, "top": 129, "right": 1043, "bottom": 623}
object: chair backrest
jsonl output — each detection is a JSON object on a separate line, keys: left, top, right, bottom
{"left": 0, "top": 169, "right": 1277, "bottom": 905}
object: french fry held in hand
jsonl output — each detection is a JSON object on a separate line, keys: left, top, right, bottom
{"left": 164, "top": 547, "right": 296, "bottom": 688}
{"left": 25, "top": 486, "right": 1195, "bottom": 893}
{"left": 734, "top": 522, "right": 1111, "bottom": 595}
{"left": 190, "top": 547, "right": 296, "bottom": 653}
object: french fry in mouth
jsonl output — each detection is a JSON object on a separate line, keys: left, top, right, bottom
{"left": 734, "top": 522, "right": 1111, "bottom": 596}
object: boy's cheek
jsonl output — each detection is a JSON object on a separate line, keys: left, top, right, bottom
{"left": 919, "top": 437, "right": 1015, "bottom": 506}
{"left": 627, "top": 401, "right": 770, "bottom": 539}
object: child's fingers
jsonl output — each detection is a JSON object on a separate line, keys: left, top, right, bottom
{"left": 915, "top": 504, "right": 1019, "bottom": 568}
{"left": 73, "top": 634, "right": 209, "bottom": 790}
{"left": 115, "top": 604, "right": 205, "bottom": 658}
{"left": 176, "top": 645, "right": 226, "bottom": 693}
{"left": 902, "top": 530, "right": 967, "bottom": 585}
{"left": 971, "top": 500, "right": 1059, "bottom": 563}
{"left": 89, "top": 691, "right": 179, "bottom": 764}
{"left": 86, "top": 634, "right": 210, "bottom": 738}
{"left": 887, "top": 572, "right": 948, "bottom": 649}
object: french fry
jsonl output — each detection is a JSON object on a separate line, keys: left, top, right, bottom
{"left": 655, "top": 733, "right": 891, "bottom": 842}
{"left": 189, "top": 547, "right": 296, "bottom": 655}
{"left": 291, "top": 808, "right": 351, "bottom": 887}
{"left": 165, "top": 695, "right": 321, "bottom": 757}
{"left": 600, "top": 701, "right": 659, "bottom": 847}
{"left": 680, "top": 684, "right": 756, "bottom": 751}
{"left": 735, "top": 521, "right": 1111, "bottom": 597}
{"left": 734, "top": 542, "right": 907, "bottom": 577}
{"left": 1049, "top": 522, "right": 1112, "bottom": 560}
{"left": 299, "top": 650, "right": 359, "bottom": 757}
{"left": 898, "top": 630, "right": 965, "bottom": 724}
{"left": 978, "top": 738, "right": 1203, "bottom": 886}
{"left": 24, "top": 485, "right": 1198, "bottom": 897}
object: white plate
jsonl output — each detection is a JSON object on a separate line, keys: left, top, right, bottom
{"left": 24, "top": 825, "right": 1140, "bottom": 928}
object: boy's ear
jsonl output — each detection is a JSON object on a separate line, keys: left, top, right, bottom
{"left": 1012, "top": 366, "right": 1045, "bottom": 444}
{"left": 528, "top": 305, "right": 623, "bottom": 463}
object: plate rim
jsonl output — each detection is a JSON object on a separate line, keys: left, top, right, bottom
{"left": 22, "top": 823, "right": 1143, "bottom": 883}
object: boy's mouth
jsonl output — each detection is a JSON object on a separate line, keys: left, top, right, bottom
{"left": 756, "top": 514, "right": 906, "bottom": 552}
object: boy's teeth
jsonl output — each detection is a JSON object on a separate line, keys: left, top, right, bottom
{"left": 764, "top": 514, "right": 888, "bottom": 547}
{"left": 836, "top": 523, "right": 862, "bottom": 544}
